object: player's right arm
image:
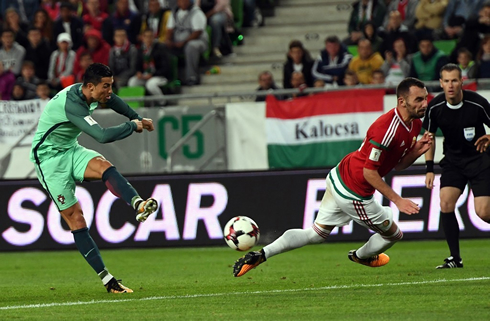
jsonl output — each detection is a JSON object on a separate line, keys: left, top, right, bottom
{"left": 424, "top": 131, "right": 436, "bottom": 189}
{"left": 65, "top": 102, "right": 139, "bottom": 143}
{"left": 422, "top": 102, "right": 437, "bottom": 190}
{"left": 363, "top": 168, "right": 420, "bottom": 215}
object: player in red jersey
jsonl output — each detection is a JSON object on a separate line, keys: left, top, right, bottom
{"left": 233, "top": 77, "right": 433, "bottom": 277}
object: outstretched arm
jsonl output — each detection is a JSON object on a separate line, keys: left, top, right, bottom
{"left": 364, "top": 168, "right": 420, "bottom": 215}
{"left": 66, "top": 102, "right": 138, "bottom": 143}
{"left": 395, "top": 132, "right": 433, "bottom": 171}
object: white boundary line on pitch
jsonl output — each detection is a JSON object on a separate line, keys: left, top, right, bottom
{"left": 1, "top": 276, "right": 489, "bottom": 311}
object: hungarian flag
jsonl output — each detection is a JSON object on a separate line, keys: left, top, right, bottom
{"left": 266, "top": 90, "right": 385, "bottom": 168}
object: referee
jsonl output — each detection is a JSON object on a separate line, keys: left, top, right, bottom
{"left": 423, "top": 63, "right": 490, "bottom": 269}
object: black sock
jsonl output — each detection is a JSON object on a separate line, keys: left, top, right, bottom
{"left": 102, "top": 166, "right": 139, "bottom": 206}
{"left": 72, "top": 227, "right": 106, "bottom": 274}
{"left": 441, "top": 211, "right": 461, "bottom": 260}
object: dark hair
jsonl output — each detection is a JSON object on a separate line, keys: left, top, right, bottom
{"left": 325, "top": 35, "right": 340, "bottom": 44}
{"left": 60, "top": 2, "right": 74, "bottom": 11}
{"left": 83, "top": 63, "right": 113, "bottom": 86}
{"left": 289, "top": 40, "right": 304, "bottom": 50}
{"left": 457, "top": 47, "right": 472, "bottom": 59}
{"left": 37, "top": 80, "right": 49, "bottom": 87}
{"left": 439, "top": 63, "right": 461, "bottom": 78}
{"left": 1, "top": 28, "right": 14, "bottom": 36}
{"left": 396, "top": 77, "right": 425, "bottom": 98}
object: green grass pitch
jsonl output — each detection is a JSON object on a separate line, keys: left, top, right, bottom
{"left": 0, "top": 239, "right": 489, "bottom": 320}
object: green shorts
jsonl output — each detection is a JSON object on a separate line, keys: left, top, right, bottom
{"left": 35, "top": 144, "right": 101, "bottom": 211}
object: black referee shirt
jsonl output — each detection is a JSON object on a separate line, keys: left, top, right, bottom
{"left": 422, "top": 90, "right": 490, "bottom": 167}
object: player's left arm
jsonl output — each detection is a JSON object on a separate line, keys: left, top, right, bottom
{"left": 103, "top": 94, "right": 154, "bottom": 131}
{"left": 474, "top": 98, "right": 490, "bottom": 153}
{"left": 395, "top": 132, "right": 433, "bottom": 170}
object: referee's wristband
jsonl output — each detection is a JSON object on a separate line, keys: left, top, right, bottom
{"left": 426, "top": 160, "right": 434, "bottom": 173}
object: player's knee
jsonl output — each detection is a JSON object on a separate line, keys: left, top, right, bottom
{"left": 440, "top": 200, "right": 456, "bottom": 213}
{"left": 475, "top": 208, "right": 490, "bottom": 223}
{"left": 382, "top": 228, "right": 403, "bottom": 243}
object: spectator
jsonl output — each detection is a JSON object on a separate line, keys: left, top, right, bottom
{"left": 344, "top": 0, "right": 386, "bottom": 46}
{"left": 451, "top": 2, "right": 490, "bottom": 63}
{"left": 16, "top": 60, "right": 40, "bottom": 98}
{"left": 109, "top": 28, "right": 137, "bottom": 89}
{"left": 53, "top": 2, "right": 84, "bottom": 51}
{"left": 41, "top": 0, "right": 61, "bottom": 21}
{"left": 47, "top": 32, "right": 76, "bottom": 90}
{"left": 381, "top": 37, "right": 411, "bottom": 85}
{"left": 371, "top": 69, "right": 385, "bottom": 84}
{"left": 442, "top": 0, "right": 485, "bottom": 40}
{"left": 0, "top": 28, "right": 26, "bottom": 75}
{"left": 379, "top": 10, "right": 417, "bottom": 56}
{"left": 243, "top": 0, "right": 259, "bottom": 28}
{"left": 73, "top": 51, "right": 93, "bottom": 83}
{"left": 3, "top": 8, "right": 29, "bottom": 48}
{"left": 382, "top": 0, "right": 418, "bottom": 30}
{"left": 104, "top": 0, "right": 142, "bottom": 45}
{"left": 348, "top": 39, "right": 384, "bottom": 84}
{"left": 128, "top": 29, "right": 172, "bottom": 103}
{"left": 283, "top": 40, "right": 314, "bottom": 89}
{"left": 140, "top": 0, "right": 172, "bottom": 43}
{"left": 457, "top": 48, "right": 477, "bottom": 80}
{"left": 363, "top": 21, "right": 383, "bottom": 53}
{"left": 31, "top": 9, "right": 54, "bottom": 44}
{"left": 343, "top": 69, "right": 360, "bottom": 86}
{"left": 198, "top": 0, "right": 234, "bottom": 58}
{"left": 474, "top": 35, "right": 490, "bottom": 79}
{"left": 312, "top": 35, "right": 352, "bottom": 86}
{"left": 73, "top": 29, "right": 111, "bottom": 77}
{"left": 36, "top": 80, "right": 51, "bottom": 101}
{"left": 11, "top": 81, "right": 35, "bottom": 100}
{"left": 83, "top": 0, "right": 109, "bottom": 33}
{"left": 68, "top": 0, "right": 88, "bottom": 18}
{"left": 255, "top": 70, "right": 282, "bottom": 102}
{"left": 289, "top": 71, "right": 309, "bottom": 99}
{"left": 409, "top": 35, "right": 449, "bottom": 81}
{"left": 414, "top": 0, "right": 449, "bottom": 40}
{"left": 0, "top": 60, "right": 15, "bottom": 100}
{"left": 24, "top": 27, "right": 52, "bottom": 80}
{"left": 165, "top": 0, "right": 208, "bottom": 86}
{"left": 1, "top": 0, "right": 39, "bottom": 24}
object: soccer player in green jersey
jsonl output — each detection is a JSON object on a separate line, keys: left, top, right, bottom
{"left": 30, "top": 63, "right": 158, "bottom": 293}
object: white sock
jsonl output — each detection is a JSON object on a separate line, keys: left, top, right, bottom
{"left": 131, "top": 196, "right": 143, "bottom": 210}
{"left": 98, "top": 269, "right": 114, "bottom": 285}
{"left": 263, "top": 224, "right": 330, "bottom": 259}
{"left": 356, "top": 228, "right": 403, "bottom": 259}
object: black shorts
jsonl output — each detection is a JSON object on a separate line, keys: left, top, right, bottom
{"left": 440, "top": 154, "right": 490, "bottom": 197}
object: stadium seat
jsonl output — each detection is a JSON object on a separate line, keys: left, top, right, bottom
{"left": 433, "top": 40, "right": 457, "bottom": 55}
{"left": 117, "top": 86, "right": 145, "bottom": 108}
{"left": 347, "top": 45, "right": 358, "bottom": 56}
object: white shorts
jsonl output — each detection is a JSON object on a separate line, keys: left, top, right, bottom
{"left": 316, "top": 166, "right": 393, "bottom": 234}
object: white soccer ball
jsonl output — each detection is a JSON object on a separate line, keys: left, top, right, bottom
{"left": 223, "top": 216, "right": 260, "bottom": 251}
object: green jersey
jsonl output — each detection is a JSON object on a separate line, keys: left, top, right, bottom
{"left": 30, "top": 84, "right": 141, "bottom": 164}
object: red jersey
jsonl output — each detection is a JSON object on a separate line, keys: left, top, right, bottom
{"left": 338, "top": 108, "right": 422, "bottom": 197}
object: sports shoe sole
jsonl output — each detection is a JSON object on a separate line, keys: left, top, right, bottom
{"left": 136, "top": 198, "right": 158, "bottom": 222}
{"left": 233, "top": 252, "right": 265, "bottom": 277}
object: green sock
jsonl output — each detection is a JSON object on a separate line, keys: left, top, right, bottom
{"left": 72, "top": 227, "right": 106, "bottom": 275}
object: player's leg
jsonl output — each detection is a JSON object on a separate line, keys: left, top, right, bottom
{"left": 346, "top": 201, "right": 402, "bottom": 267}
{"left": 35, "top": 153, "right": 132, "bottom": 293}
{"left": 233, "top": 171, "right": 343, "bottom": 277}
{"left": 61, "top": 202, "right": 133, "bottom": 293}
{"left": 78, "top": 148, "right": 158, "bottom": 222}
{"left": 470, "top": 165, "right": 490, "bottom": 223}
{"left": 437, "top": 161, "right": 466, "bottom": 268}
